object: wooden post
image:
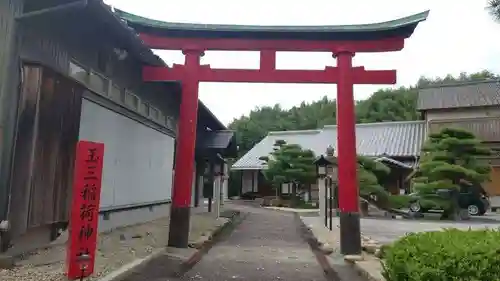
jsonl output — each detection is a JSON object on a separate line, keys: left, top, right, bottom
{"left": 168, "top": 50, "right": 203, "bottom": 248}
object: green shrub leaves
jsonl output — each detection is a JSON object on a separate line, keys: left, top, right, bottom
{"left": 383, "top": 229, "right": 500, "bottom": 281}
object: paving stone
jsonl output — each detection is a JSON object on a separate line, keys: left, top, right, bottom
{"left": 179, "top": 207, "right": 327, "bottom": 281}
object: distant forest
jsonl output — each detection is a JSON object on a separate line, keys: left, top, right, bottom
{"left": 228, "top": 71, "right": 499, "bottom": 157}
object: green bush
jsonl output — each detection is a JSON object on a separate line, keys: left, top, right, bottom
{"left": 388, "top": 195, "right": 412, "bottom": 209}
{"left": 383, "top": 229, "right": 500, "bottom": 281}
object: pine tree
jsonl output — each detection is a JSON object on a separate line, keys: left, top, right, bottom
{"left": 357, "top": 156, "right": 390, "bottom": 198}
{"left": 413, "top": 128, "right": 492, "bottom": 219}
{"left": 259, "top": 140, "right": 316, "bottom": 206}
{"left": 357, "top": 156, "right": 395, "bottom": 210}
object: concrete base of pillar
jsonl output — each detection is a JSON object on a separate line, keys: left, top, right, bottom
{"left": 168, "top": 206, "right": 191, "bottom": 248}
{"left": 339, "top": 212, "right": 362, "bottom": 255}
{"left": 0, "top": 255, "right": 14, "bottom": 269}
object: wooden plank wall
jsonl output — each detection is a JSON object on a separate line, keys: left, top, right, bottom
{"left": 484, "top": 167, "right": 500, "bottom": 196}
{"left": 428, "top": 117, "right": 500, "bottom": 142}
{"left": 9, "top": 64, "right": 83, "bottom": 237}
{"left": 0, "top": 0, "right": 23, "bottom": 223}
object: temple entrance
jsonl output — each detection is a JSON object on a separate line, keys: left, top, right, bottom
{"left": 116, "top": 9, "right": 428, "bottom": 255}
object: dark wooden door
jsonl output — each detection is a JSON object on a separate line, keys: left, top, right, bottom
{"left": 9, "top": 63, "right": 84, "bottom": 237}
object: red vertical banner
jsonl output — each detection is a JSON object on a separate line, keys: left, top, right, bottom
{"left": 66, "top": 141, "right": 105, "bottom": 280}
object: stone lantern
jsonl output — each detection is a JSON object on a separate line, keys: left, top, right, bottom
{"left": 314, "top": 146, "right": 339, "bottom": 227}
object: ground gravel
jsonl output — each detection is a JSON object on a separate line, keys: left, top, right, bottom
{"left": 0, "top": 212, "right": 226, "bottom": 281}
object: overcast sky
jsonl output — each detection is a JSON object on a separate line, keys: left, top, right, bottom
{"left": 105, "top": 0, "right": 500, "bottom": 125}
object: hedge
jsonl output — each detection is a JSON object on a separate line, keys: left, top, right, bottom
{"left": 382, "top": 228, "right": 500, "bottom": 281}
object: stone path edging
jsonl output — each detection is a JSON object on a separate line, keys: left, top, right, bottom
{"left": 299, "top": 215, "right": 385, "bottom": 281}
{"left": 96, "top": 249, "right": 165, "bottom": 281}
{"left": 96, "top": 211, "right": 241, "bottom": 281}
{"left": 346, "top": 235, "right": 385, "bottom": 281}
{"left": 263, "top": 206, "right": 320, "bottom": 213}
{"left": 347, "top": 259, "right": 384, "bottom": 281}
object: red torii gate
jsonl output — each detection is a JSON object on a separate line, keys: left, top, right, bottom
{"left": 117, "top": 9, "right": 428, "bottom": 255}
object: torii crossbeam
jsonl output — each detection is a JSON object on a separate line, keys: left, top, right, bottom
{"left": 116, "top": 9, "right": 428, "bottom": 255}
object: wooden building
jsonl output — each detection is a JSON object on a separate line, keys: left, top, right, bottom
{"left": 232, "top": 121, "right": 426, "bottom": 199}
{"left": 233, "top": 80, "right": 500, "bottom": 206}
{"left": 0, "top": 0, "right": 236, "bottom": 255}
{"left": 417, "top": 80, "right": 500, "bottom": 208}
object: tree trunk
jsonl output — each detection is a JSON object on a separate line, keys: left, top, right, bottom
{"left": 441, "top": 190, "right": 461, "bottom": 220}
{"left": 291, "top": 182, "right": 298, "bottom": 208}
{"left": 307, "top": 184, "right": 312, "bottom": 203}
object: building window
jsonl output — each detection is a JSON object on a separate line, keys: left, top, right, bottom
{"left": 69, "top": 61, "right": 88, "bottom": 83}
{"left": 125, "top": 91, "right": 139, "bottom": 109}
{"left": 110, "top": 84, "right": 122, "bottom": 101}
{"left": 89, "top": 71, "right": 108, "bottom": 94}
{"left": 69, "top": 61, "right": 171, "bottom": 130}
{"left": 141, "top": 101, "right": 150, "bottom": 116}
{"left": 150, "top": 106, "right": 160, "bottom": 121}
{"left": 158, "top": 113, "right": 166, "bottom": 125}
{"left": 166, "top": 116, "right": 174, "bottom": 130}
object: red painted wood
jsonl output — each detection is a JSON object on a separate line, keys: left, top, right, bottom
{"left": 140, "top": 33, "right": 405, "bottom": 52}
{"left": 171, "top": 50, "right": 203, "bottom": 208}
{"left": 143, "top": 65, "right": 396, "bottom": 84}
{"left": 336, "top": 52, "right": 358, "bottom": 213}
{"left": 260, "top": 51, "right": 276, "bottom": 71}
{"left": 66, "top": 141, "right": 104, "bottom": 280}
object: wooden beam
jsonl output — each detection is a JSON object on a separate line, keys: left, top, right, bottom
{"left": 143, "top": 65, "right": 396, "bottom": 84}
{"left": 260, "top": 51, "right": 276, "bottom": 71}
{"left": 139, "top": 33, "right": 406, "bottom": 53}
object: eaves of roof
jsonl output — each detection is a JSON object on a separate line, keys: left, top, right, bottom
{"left": 232, "top": 120, "right": 426, "bottom": 170}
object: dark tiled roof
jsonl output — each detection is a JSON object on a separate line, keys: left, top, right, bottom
{"left": 417, "top": 80, "right": 500, "bottom": 111}
{"left": 86, "top": 1, "right": 164, "bottom": 66}
{"left": 232, "top": 121, "right": 425, "bottom": 170}
{"left": 89, "top": 2, "right": 227, "bottom": 130}
{"left": 115, "top": 9, "right": 429, "bottom": 42}
{"left": 197, "top": 130, "right": 237, "bottom": 157}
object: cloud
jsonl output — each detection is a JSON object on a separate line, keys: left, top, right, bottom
{"left": 105, "top": 0, "right": 500, "bottom": 125}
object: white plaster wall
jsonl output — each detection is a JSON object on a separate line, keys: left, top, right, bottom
{"left": 98, "top": 203, "right": 171, "bottom": 233}
{"left": 223, "top": 163, "right": 229, "bottom": 200}
{"left": 242, "top": 170, "right": 259, "bottom": 193}
{"left": 191, "top": 164, "right": 197, "bottom": 206}
{"left": 79, "top": 99, "right": 175, "bottom": 209}
{"left": 318, "top": 179, "right": 325, "bottom": 219}
{"left": 253, "top": 171, "right": 258, "bottom": 192}
{"left": 281, "top": 183, "right": 291, "bottom": 194}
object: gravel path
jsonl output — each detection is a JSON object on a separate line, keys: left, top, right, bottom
{"left": 181, "top": 207, "right": 328, "bottom": 281}
{"left": 122, "top": 206, "right": 331, "bottom": 281}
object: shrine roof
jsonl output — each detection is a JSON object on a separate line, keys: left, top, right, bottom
{"left": 115, "top": 9, "right": 429, "bottom": 41}
{"left": 196, "top": 130, "right": 238, "bottom": 158}
{"left": 418, "top": 79, "right": 500, "bottom": 111}
{"left": 232, "top": 121, "right": 425, "bottom": 170}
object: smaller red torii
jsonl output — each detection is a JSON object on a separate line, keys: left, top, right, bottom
{"left": 116, "top": 9, "right": 428, "bottom": 255}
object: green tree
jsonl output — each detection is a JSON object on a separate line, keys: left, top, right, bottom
{"left": 357, "top": 156, "right": 391, "bottom": 198}
{"left": 415, "top": 71, "right": 498, "bottom": 87}
{"left": 229, "top": 71, "right": 498, "bottom": 196}
{"left": 229, "top": 71, "right": 497, "bottom": 158}
{"left": 488, "top": 0, "right": 500, "bottom": 22}
{"left": 259, "top": 140, "right": 316, "bottom": 206}
{"left": 412, "top": 128, "right": 492, "bottom": 219}
{"left": 356, "top": 87, "right": 419, "bottom": 123}
{"left": 358, "top": 156, "right": 419, "bottom": 211}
